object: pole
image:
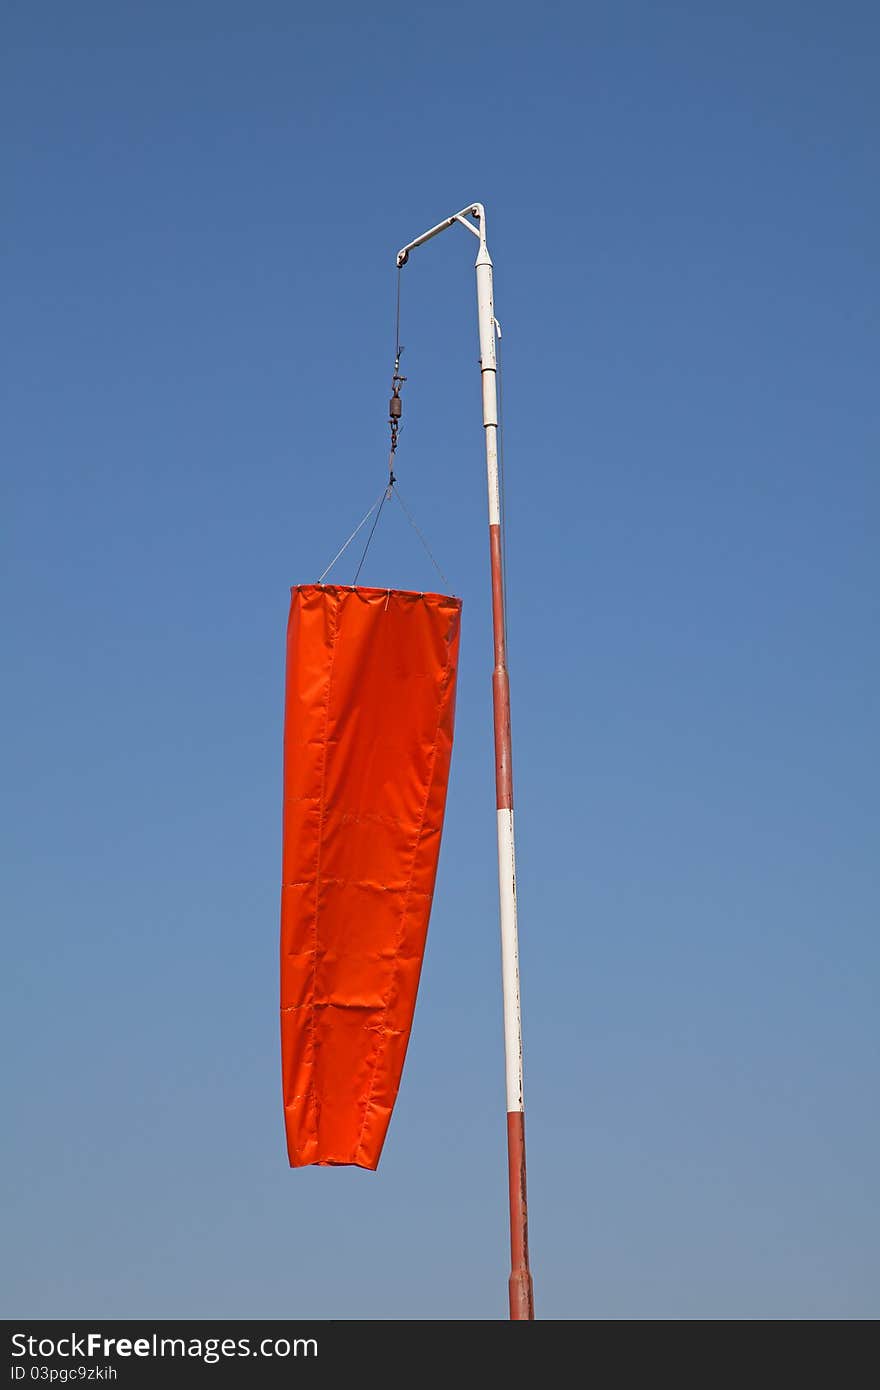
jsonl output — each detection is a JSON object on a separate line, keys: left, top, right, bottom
{"left": 398, "top": 204, "right": 535, "bottom": 1320}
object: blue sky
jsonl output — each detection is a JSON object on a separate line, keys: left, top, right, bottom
{"left": 2, "top": 2, "right": 877, "bottom": 1318}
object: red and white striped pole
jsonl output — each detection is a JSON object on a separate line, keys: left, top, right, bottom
{"left": 398, "top": 204, "right": 534, "bottom": 1320}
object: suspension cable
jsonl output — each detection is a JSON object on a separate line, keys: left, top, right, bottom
{"left": 392, "top": 485, "right": 448, "bottom": 588}
{"left": 316, "top": 487, "right": 387, "bottom": 584}
{"left": 315, "top": 263, "right": 450, "bottom": 592}
{"left": 352, "top": 483, "right": 391, "bottom": 585}
{"left": 388, "top": 268, "right": 406, "bottom": 484}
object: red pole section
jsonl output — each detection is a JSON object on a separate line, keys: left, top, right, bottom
{"left": 478, "top": 232, "right": 535, "bottom": 1322}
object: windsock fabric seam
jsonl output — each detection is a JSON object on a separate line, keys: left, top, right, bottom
{"left": 306, "top": 594, "right": 340, "bottom": 1150}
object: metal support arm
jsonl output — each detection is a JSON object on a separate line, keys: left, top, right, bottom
{"left": 396, "top": 203, "right": 484, "bottom": 267}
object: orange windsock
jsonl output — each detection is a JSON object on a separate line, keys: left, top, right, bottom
{"left": 280, "top": 584, "right": 462, "bottom": 1169}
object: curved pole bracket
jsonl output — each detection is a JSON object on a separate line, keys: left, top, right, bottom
{"left": 396, "top": 202, "right": 487, "bottom": 267}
